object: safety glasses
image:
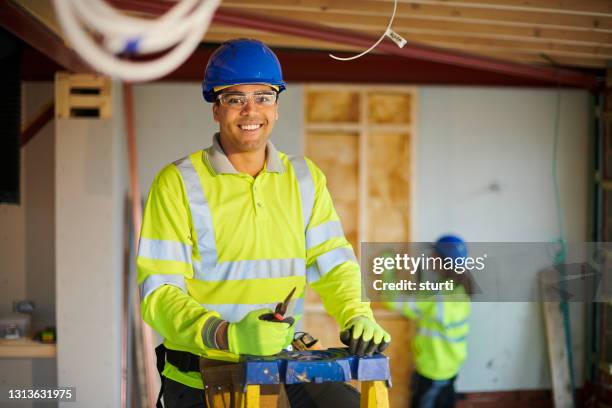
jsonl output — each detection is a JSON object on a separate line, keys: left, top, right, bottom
{"left": 217, "top": 91, "right": 278, "bottom": 108}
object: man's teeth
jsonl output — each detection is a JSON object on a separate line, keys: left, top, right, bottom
{"left": 239, "top": 124, "right": 262, "bottom": 130}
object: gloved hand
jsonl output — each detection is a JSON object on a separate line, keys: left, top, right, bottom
{"left": 340, "top": 316, "right": 391, "bottom": 356}
{"left": 227, "top": 308, "right": 295, "bottom": 356}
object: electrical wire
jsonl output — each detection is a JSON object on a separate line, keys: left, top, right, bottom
{"left": 53, "top": 0, "right": 221, "bottom": 82}
{"left": 329, "top": 0, "right": 401, "bottom": 61}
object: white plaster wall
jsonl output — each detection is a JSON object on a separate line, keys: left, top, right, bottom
{"left": 56, "top": 82, "right": 126, "bottom": 408}
{"left": 416, "top": 87, "right": 590, "bottom": 391}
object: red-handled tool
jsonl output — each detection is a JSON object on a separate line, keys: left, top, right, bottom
{"left": 260, "top": 287, "right": 296, "bottom": 325}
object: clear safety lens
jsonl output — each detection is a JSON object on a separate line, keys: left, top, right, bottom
{"left": 218, "top": 91, "right": 278, "bottom": 108}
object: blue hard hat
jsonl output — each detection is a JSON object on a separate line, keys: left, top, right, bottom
{"left": 202, "top": 38, "right": 286, "bottom": 102}
{"left": 434, "top": 235, "right": 468, "bottom": 260}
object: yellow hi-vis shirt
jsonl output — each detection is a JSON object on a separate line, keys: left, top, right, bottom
{"left": 388, "top": 285, "right": 470, "bottom": 381}
{"left": 137, "top": 133, "right": 374, "bottom": 388}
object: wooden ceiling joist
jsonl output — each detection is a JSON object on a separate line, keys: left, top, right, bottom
{"left": 240, "top": 9, "right": 612, "bottom": 47}
{"left": 390, "top": 0, "right": 612, "bottom": 17}
{"left": 222, "top": 0, "right": 612, "bottom": 32}
{"left": 207, "top": 24, "right": 612, "bottom": 58}
{"left": 4, "top": 0, "right": 604, "bottom": 85}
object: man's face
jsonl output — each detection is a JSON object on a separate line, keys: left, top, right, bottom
{"left": 212, "top": 84, "right": 279, "bottom": 154}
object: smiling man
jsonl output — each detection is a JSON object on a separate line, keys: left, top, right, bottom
{"left": 137, "top": 38, "right": 391, "bottom": 408}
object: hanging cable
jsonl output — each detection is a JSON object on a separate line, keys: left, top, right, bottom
{"left": 329, "top": 0, "right": 406, "bottom": 61}
{"left": 53, "top": 0, "right": 220, "bottom": 82}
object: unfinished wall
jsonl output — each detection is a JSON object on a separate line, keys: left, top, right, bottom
{"left": 0, "top": 82, "right": 57, "bottom": 408}
{"left": 416, "top": 87, "right": 590, "bottom": 391}
{"left": 55, "top": 82, "right": 127, "bottom": 408}
{"left": 22, "top": 84, "right": 57, "bottom": 402}
{"left": 132, "top": 83, "right": 591, "bottom": 394}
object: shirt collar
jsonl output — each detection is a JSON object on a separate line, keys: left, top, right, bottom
{"left": 205, "top": 132, "right": 284, "bottom": 175}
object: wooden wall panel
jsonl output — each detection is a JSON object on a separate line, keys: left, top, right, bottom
{"left": 367, "top": 132, "right": 411, "bottom": 242}
{"left": 304, "top": 86, "right": 416, "bottom": 408}
{"left": 377, "top": 315, "right": 414, "bottom": 408}
{"left": 368, "top": 92, "right": 412, "bottom": 125}
{"left": 306, "top": 91, "right": 360, "bottom": 123}
{"left": 306, "top": 131, "right": 359, "bottom": 250}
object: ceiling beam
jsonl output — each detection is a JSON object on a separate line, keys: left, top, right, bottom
{"left": 235, "top": 9, "right": 612, "bottom": 48}
{"left": 394, "top": 0, "right": 612, "bottom": 17}
{"left": 206, "top": 25, "right": 612, "bottom": 60}
{"left": 0, "top": 0, "right": 90, "bottom": 73}
{"left": 167, "top": 47, "right": 601, "bottom": 87}
{"left": 203, "top": 30, "right": 608, "bottom": 68}
{"left": 108, "top": 0, "right": 599, "bottom": 88}
{"left": 204, "top": 30, "right": 608, "bottom": 69}
{"left": 217, "top": 9, "right": 600, "bottom": 88}
{"left": 222, "top": 0, "right": 612, "bottom": 32}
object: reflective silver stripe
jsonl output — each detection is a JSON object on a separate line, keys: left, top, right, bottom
{"left": 418, "top": 327, "right": 467, "bottom": 343}
{"left": 306, "top": 221, "right": 345, "bottom": 250}
{"left": 315, "top": 247, "right": 357, "bottom": 276}
{"left": 288, "top": 156, "right": 314, "bottom": 230}
{"left": 444, "top": 318, "right": 469, "bottom": 329}
{"left": 435, "top": 293, "right": 444, "bottom": 325}
{"left": 174, "top": 156, "right": 218, "bottom": 278}
{"left": 139, "top": 274, "right": 186, "bottom": 300}
{"left": 138, "top": 238, "right": 192, "bottom": 263}
{"left": 201, "top": 298, "right": 305, "bottom": 323}
{"left": 195, "top": 258, "right": 305, "bottom": 282}
{"left": 408, "top": 298, "right": 422, "bottom": 317}
{"left": 306, "top": 265, "right": 320, "bottom": 284}
{"left": 433, "top": 293, "right": 468, "bottom": 329}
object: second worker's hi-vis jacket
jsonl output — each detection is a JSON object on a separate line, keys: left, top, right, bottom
{"left": 137, "top": 133, "right": 373, "bottom": 389}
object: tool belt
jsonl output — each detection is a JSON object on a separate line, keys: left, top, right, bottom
{"left": 155, "top": 345, "right": 289, "bottom": 408}
{"left": 165, "top": 348, "right": 201, "bottom": 372}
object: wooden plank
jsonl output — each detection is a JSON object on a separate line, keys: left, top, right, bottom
{"left": 368, "top": 93, "right": 412, "bottom": 125}
{"left": 55, "top": 72, "right": 70, "bottom": 119}
{"left": 395, "top": 0, "right": 612, "bottom": 16}
{"left": 540, "top": 270, "right": 574, "bottom": 408}
{"left": 305, "top": 131, "right": 359, "bottom": 250}
{"left": 206, "top": 25, "right": 612, "bottom": 60}
{"left": 367, "top": 132, "right": 411, "bottom": 242}
{"left": 205, "top": 26, "right": 609, "bottom": 70}
{"left": 55, "top": 72, "right": 112, "bottom": 119}
{"left": 204, "top": 30, "right": 607, "bottom": 69}
{"left": 211, "top": 10, "right": 612, "bottom": 47}
{"left": 306, "top": 90, "right": 361, "bottom": 123}
{"left": 374, "top": 314, "right": 414, "bottom": 408}
{"left": 439, "top": 48, "right": 608, "bottom": 68}
{"left": 0, "top": 337, "right": 56, "bottom": 358}
{"left": 222, "top": 0, "right": 612, "bottom": 31}
{"left": 303, "top": 86, "right": 416, "bottom": 408}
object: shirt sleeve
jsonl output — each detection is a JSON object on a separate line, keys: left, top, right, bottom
{"left": 137, "top": 164, "right": 221, "bottom": 354}
{"left": 304, "top": 159, "right": 374, "bottom": 328}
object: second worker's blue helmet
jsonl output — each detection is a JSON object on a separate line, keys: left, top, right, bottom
{"left": 434, "top": 235, "right": 468, "bottom": 261}
{"left": 202, "top": 38, "right": 286, "bottom": 103}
